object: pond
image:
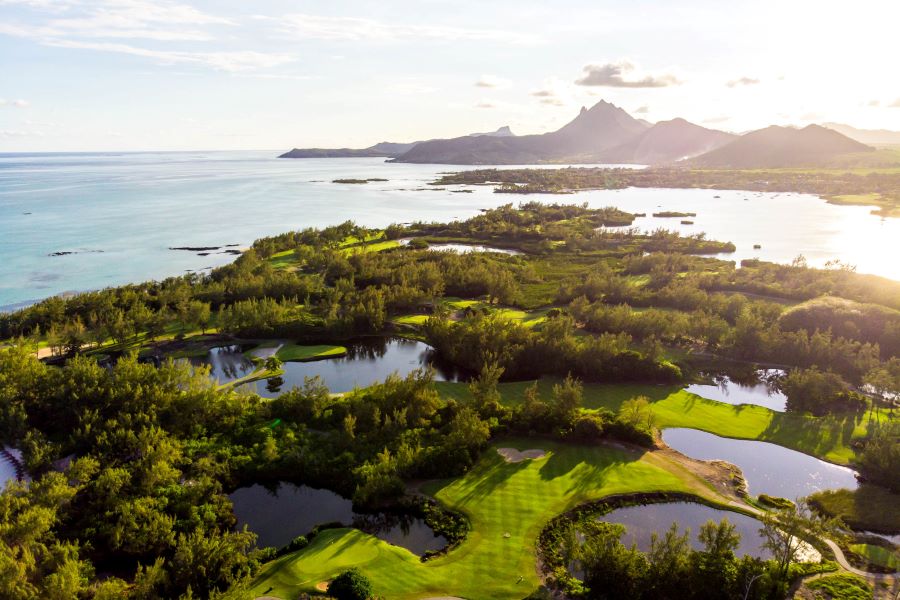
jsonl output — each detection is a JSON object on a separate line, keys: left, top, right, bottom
{"left": 662, "top": 428, "right": 858, "bottom": 500}
{"left": 186, "top": 344, "right": 256, "bottom": 384}
{"left": 229, "top": 483, "right": 447, "bottom": 555}
{"left": 0, "top": 447, "right": 24, "bottom": 489}
{"left": 685, "top": 369, "right": 786, "bottom": 411}
{"left": 600, "top": 502, "right": 771, "bottom": 558}
{"left": 237, "top": 337, "right": 466, "bottom": 397}
{"left": 399, "top": 239, "right": 523, "bottom": 255}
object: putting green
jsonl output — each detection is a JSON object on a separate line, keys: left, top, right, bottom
{"left": 249, "top": 439, "right": 723, "bottom": 599}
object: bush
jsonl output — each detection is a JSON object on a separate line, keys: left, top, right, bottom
{"left": 327, "top": 568, "right": 373, "bottom": 600}
{"left": 407, "top": 238, "right": 429, "bottom": 250}
{"left": 569, "top": 414, "right": 605, "bottom": 441}
{"left": 757, "top": 494, "right": 795, "bottom": 510}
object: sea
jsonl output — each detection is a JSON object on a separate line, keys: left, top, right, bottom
{"left": 1, "top": 151, "right": 898, "bottom": 311}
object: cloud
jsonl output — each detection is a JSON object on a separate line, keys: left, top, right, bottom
{"left": 279, "top": 13, "right": 538, "bottom": 44}
{"left": 475, "top": 75, "right": 511, "bottom": 89}
{"left": 0, "top": 98, "right": 29, "bottom": 107}
{"left": 46, "top": 39, "right": 293, "bottom": 71}
{"left": 890, "top": 98, "right": 900, "bottom": 108}
{"left": 867, "top": 99, "right": 880, "bottom": 107}
{"left": 575, "top": 61, "right": 680, "bottom": 88}
{"left": 726, "top": 76, "right": 760, "bottom": 87}
{"left": 530, "top": 89, "right": 555, "bottom": 98}
{"left": 475, "top": 100, "right": 496, "bottom": 109}
{"left": 0, "top": 1, "right": 291, "bottom": 72}
{"left": 702, "top": 116, "right": 731, "bottom": 124}
{"left": 633, "top": 105, "right": 649, "bottom": 114}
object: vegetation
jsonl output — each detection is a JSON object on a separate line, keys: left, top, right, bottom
{"left": 808, "top": 486, "right": 900, "bottom": 534}
{"left": 327, "top": 568, "right": 373, "bottom": 600}
{"left": 0, "top": 203, "right": 897, "bottom": 599}
{"left": 432, "top": 167, "right": 900, "bottom": 216}
{"left": 847, "top": 543, "right": 900, "bottom": 570}
{"left": 806, "top": 572, "right": 873, "bottom": 600}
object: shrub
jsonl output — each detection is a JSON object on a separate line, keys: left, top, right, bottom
{"left": 327, "top": 568, "right": 373, "bottom": 600}
{"left": 570, "top": 414, "right": 605, "bottom": 441}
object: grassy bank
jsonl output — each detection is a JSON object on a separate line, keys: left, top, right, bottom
{"left": 249, "top": 439, "right": 729, "bottom": 599}
{"left": 435, "top": 380, "right": 878, "bottom": 465}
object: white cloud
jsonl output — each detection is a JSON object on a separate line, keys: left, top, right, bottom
{"left": 46, "top": 39, "right": 293, "bottom": 71}
{"left": 0, "top": 98, "right": 30, "bottom": 107}
{"left": 634, "top": 105, "right": 649, "bottom": 114}
{"left": 0, "top": 0, "right": 290, "bottom": 72}
{"left": 727, "top": 76, "right": 760, "bottom": 87}
{"left": 279, "top": 13, "right": 538, "bottom": 44}
{"left": 890, "top": 98, "right": 900, "bottom": 108}
{"left": 575, "top": 61, "right": 680, "bottom": 88}
{"left": 475, "top": 99, "right": 496, "bottom": 109}
{"left": 475, "top": 75, "right": 511, "bottom": 89}
{"left": 703, "top": 116, "right": 731, "bottom": 124}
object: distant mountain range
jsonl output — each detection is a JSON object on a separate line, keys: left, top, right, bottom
{"left": 822, "top": 123, "right": 900, "bottom": 146}
{"left": 278, "top": 126, "right": 514, "bottom": 159}
{"left": 280, "top": 101, "right": 877, "bottom": 167}
{"left": 689, "top": 124, "right": 873, "bottom": 168}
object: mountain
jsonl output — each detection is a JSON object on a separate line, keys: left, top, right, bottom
{"left": 391, "top": 100, "right": 648, "bottom": 164}
{"left": 279, "top": 126, "right": 515, "bottom": 159}
{"left": 823, "top": 123, "right": 900, "bottom": 146}
{"left": 600, "top": 118, "right": 735, "bottom": 164}
{"left": 468, "top": 126, "right": 515, "bottom": 137}
{"left": 278, "top": 141, "right": 417, "bottom": 159}
{"left": 690, "top": 124, "right": 874, "bottom": 168}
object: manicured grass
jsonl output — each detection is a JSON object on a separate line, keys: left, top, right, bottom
{"left": 276, "top": 343, "right": 347, "bottom": 362}
{"left": 250, "top": 439, "right": 728, "bottom": 599}
{"left": 393, "top": 314, "right": 430, "bottom": 325}
{"left": 435, "top": 379, "right": 875, "bottom": 465}
{"left": 807, "top": 486, "right": 900, "bottom": 534}
{"left": 340, "top": 240, "right": 401, "bottom": 255}
{"left": 848, "top": 544, "right": 900, "bottom": 570}
{"left": 806, "top": 573, "right": 872, "bottom": 600}
{"left": 268, "top": 249, "right": 298, "bottom": 270}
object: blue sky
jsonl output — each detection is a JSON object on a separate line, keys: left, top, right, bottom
{"left": 1, "top": 0, "right": 898, "bottom": 151}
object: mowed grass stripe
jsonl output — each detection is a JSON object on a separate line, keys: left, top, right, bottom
{"left": 250, "top": 439, "right": 709, "bottom": 599}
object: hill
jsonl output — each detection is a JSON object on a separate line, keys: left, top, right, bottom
{"left": 823, "top": 123, "right": 900, "bottom": 146}
{"left": 600, "top": 118, "right": 735, "bottom": 164}
{"left": 278, "top": 126, "right": 516, "bottom": 159}
{"left": 391, "top": 100, "right": 648, "bottom": 164}
{"left": 690, "top": 124, "right": 874, "bottom": 168}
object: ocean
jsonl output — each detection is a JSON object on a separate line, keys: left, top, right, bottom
{"left": 1, "top": 151, "right": 897, "bottom": 310}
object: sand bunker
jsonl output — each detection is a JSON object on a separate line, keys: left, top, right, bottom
{"left": 497, "top": 447, "right": 547, "bottom": 463}
{"left": 315, "top": 581, "right": 329, "bottom": 592}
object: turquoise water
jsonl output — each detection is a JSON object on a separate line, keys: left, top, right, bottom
{"left": 2, "top": 151, "right": 897, "bottom": 309}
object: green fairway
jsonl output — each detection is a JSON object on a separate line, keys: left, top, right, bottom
{"left": 848, "top": 544, "right": 900, "bottom": 570}
{"left": 275, "top": 343, "right": 346, "bottom": 362}
{"left": 435, "top": 380, "right": 876, "bottom": 465}
{"left": 249, "top": 439, "right": 727, "bottom": 599}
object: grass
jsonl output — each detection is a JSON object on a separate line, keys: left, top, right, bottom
{"left": 276, "top": 343, "right": 346, "bottom": 362}
{"left": 806, "top": 573, "right": 872, "bottom": 600}
{"left": 249, "top": 438, "right": 732, "bottom": 599}
{"left": 848, "top": 544, "right": 900, "bottom": 570}
{"left": 340, "top": 239, "right": 401, "bottom": 255}
{"left": 807, "top": 486, "right": 900, "bottom": 533}
{"left": 434, "top": 379, "right": 878, "bottom": 465}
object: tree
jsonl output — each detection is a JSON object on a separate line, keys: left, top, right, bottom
{"left": 551, "top": 374, "right": 583, "bottom": 425}
{"left": 327, "top": 568, "right": 372, "bottom": 600}
{"left": 618, "top": 396, "right": 654, "bottom": 430}
{"left": 758, "top": 500, "right": 826, "bottom": 581}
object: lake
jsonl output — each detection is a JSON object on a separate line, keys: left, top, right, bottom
{"left": 229, "top": 483, "right": 446, "bottom": 554}
{"left": 685, "top": 369, "right": 787, "bottom": 411}
{"left": 186, "top": 344, "right": 256, "bottom": 384}
{"left": 235, "top": 337, "right": 465, "bottom": 397}
{"left": 600, "top": 501, "right": 770, "bottom": 557}
{"left": 662, "top": 428, "right": 858, "bottom": 500}
{"left": 1, "top": 152, "right": 898, "bottom": 310}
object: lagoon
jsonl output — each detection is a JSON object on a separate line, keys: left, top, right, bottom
{"left": 2, "top": 152, "right": 898, "bottom": 310}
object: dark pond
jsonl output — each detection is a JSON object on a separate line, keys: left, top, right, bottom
{"left": 686, "top": 369, "right": 787, "bottom": 412}
{"left": 186, "top": 344, "right": 255, "bottom": 384}
{"left": 662, "top": 428, "right": 858, "bottom": 500}
{"left": 600, "top": 502, "right": 771, "bottom": 558}
{"left": 229, "top": 483, "right": 446, "bottom": 555}
{"left": 237, "top": 337, "right": 466, "bottom": 397}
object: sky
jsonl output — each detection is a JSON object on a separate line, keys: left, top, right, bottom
{"left": 1, "top": 0, "right": 899, "bottom": 152}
